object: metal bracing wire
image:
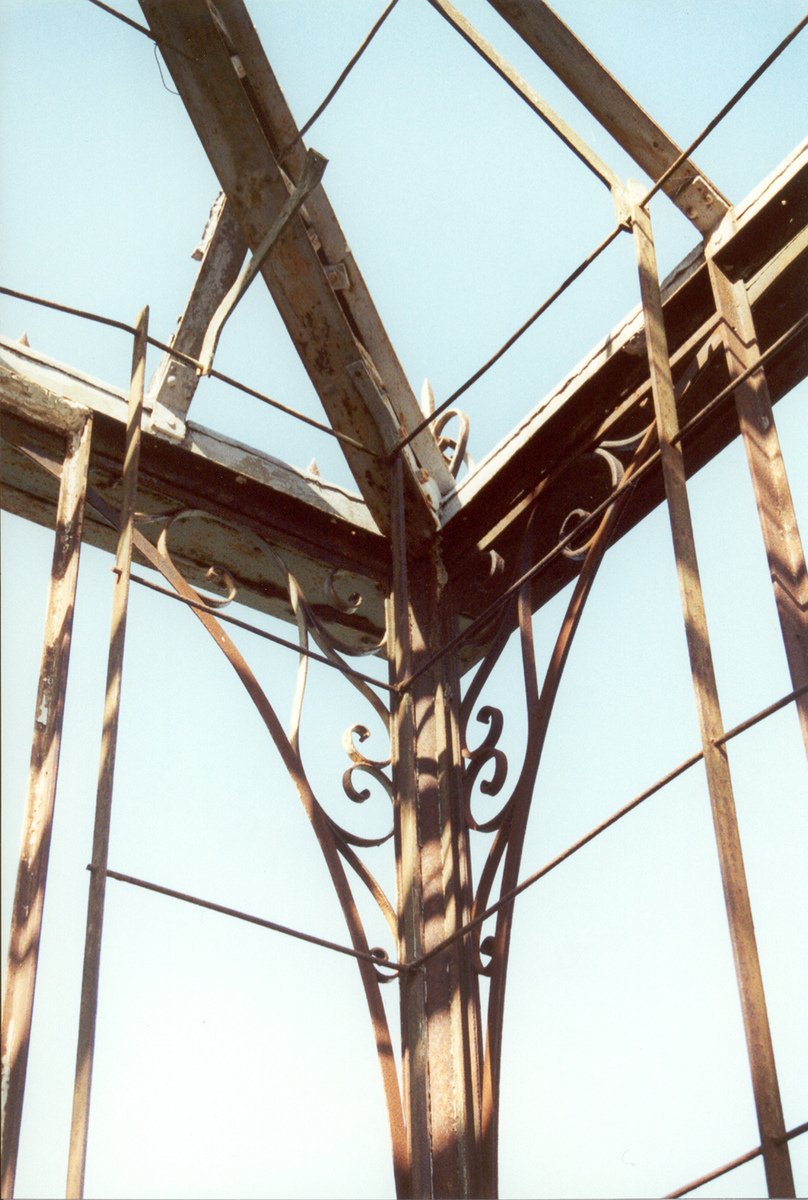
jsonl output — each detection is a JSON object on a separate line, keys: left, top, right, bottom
{"left": 640, "top": 13, "right": 808, "bottom": 210}
{"left": 54, "top": 681, "right": 805, "bottom": 979}
{"left": 665, "top": 1120, "right": 808, "bottom": 1199}
{"left": 391, "top": 12, "right": 807, "bottom": 457}
{"left": 97, "top": 867, "right": 411, "bottom": 974}
{"left": 85, "top": 0, "right": 201, "bottom": 64}
{"left": 0, "top": 285, "right": 375, "bottom": 455}
{"left": 409, "top": 681, "right": 808, "bottom": 972}
{"left": 125, "top": 570, "right": 394, "bottom": 692}
{"left": 394, "top": 221, "right": 628, "bottom": 454}
{"left": 278, "top": 0, "right": 401, "bottom": 162}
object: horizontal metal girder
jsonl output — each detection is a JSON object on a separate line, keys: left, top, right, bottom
{"left": 440, "top": 140, "right": 808, "bottom": 663}
{"left": 0, "top": 337, "right": 390, "bottom": 654}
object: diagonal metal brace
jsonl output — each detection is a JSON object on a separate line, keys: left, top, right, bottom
{"left": 197, "top": 147, "right": 328, "bottom": 375}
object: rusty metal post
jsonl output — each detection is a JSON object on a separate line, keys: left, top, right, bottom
{"left": 629, "top": 186, "right": 794, "bottom": 1199}
{"left": 706, "top": 251, "right": 808, "bottom": 757}
{"left": 65, "top": 308, "right": 149, "bottom": 1199}
{"left": 0, "top": 416, "right": 93, "bottom": 1200}
{"left": 388, "top": 456, "right": 484, "bottom": 1198}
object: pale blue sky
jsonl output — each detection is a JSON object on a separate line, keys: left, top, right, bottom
{"left": 2, "top": 2, "right": 807, "bottom": 1198}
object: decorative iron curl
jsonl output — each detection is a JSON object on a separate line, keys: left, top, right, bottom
{"left": 463, "top": 706, "right": 510, "bottom": 833}
{"left": 434, "top": 407, "right": 471, "bottom": 478}
{"left": 559, "top": 428, "right": 652, "bottom": 561}
{"left": 154, "top": 507, "right": 397, "bottom": 914}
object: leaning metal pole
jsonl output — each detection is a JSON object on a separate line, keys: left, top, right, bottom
{"left": 630, "top": 185, "right": 794, "bottom": 1198}
{"left": 65, "top": 308, "right": 149, "bottom": 1199}
{"left": 388, "top": 455, "right": 485, "bottom": 1198}
{"left": 0, "top": 415, "right": 93, "bottom": 1200}
{"left": 705, "top": 245, "right": 808, "bottom": 757}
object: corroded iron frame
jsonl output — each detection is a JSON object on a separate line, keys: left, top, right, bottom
{"left": 1, "top": 4, "right": 807, "bottom": 1199}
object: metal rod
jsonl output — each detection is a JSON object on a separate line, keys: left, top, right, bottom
{"left": 707, "top": 259, "right": 808, "bottom": 756}
{"left": 671, "top": 312, "right": 808, "bottom": 447}
{"left": 0, "top": 284, "right": 374, "bottom": 455}
{"left": 278, "top": 0, "right": 401, "bottom": 162}
{"left": 125, "top": 569, "right": 395, "bottom": 692}
{"left": 641, "top": 14, "right": 808, "bottom": 210}
{"left": 393, "top": 221, "right": 626, "bottom": 454}
{"left": 197, "top": 148, "right": 328, "bottom": 375}
{"left": 665, "top": 1144, "right": 763, "bottom": 1198}
{"left": 98, "top": 867, "right": 409, "bottom": 973}
{"left": 426, "top": 0, "right": 619, "bottom": 191}
{"left": 665, "top": 1121, "right": 808, "bottom": 1198}
{"left": 0, "top": 417, "right": 93, "bottom": 1200}
{"left": 411, "top": 679, "right": 807, "bottom": 971}
{"left": 630, "top": 186, "right": 793, "bottom": 1198}
{"left": 66, "top": 308, "right": 148, "bottom": 1200}
{"left": 85, "top": 0, "right": 201, "bottom": 63}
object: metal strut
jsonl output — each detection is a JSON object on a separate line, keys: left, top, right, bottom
{"left": 630, "top": 183, "right": 795, "bottom": 1199}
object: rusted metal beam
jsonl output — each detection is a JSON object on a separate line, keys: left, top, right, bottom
{"left": 486, "top": 0, "right": 728, "bottom": 233}
{"left": 629, "top": 185, "right": 794, "bottom": 1199}
{"left": 196, "top": 148, "right": 328, "bottom": 375}
{"left": 138, "top": 0, "right": 450, "bottom": 546}
{"left": 210, "top": 0, "right": 455, "bottom": 502}
{"left": 0, "top": 416, "right": 92, "bottom": 1200}
{"left": 0, "top": 336, "right": 390, "bottom": 650}
{"left": 66, "top": 309, "right": 148, "bottom": 1199}
{"left": 147, "top": 194, "right": 246, "bottom": 441}
{"left": 442, "top": 142, "right": 808, "bottom": 664}
{"left": 389, "top": 458, "right": 484, "bottom": 1197}
{"left": 706, "top": 249, "right": 808, "bottom": 757}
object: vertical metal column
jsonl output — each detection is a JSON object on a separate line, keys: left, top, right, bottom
{"left": 66, "top": 308, "right": 149, "bottom": 1199}
{"left": 388, "top": 458, "right": 484, "bottom": 1199}
{"left": 629, "top": 187, "right": 794, "bottom": 1198}
{"left": 1, "top": 416, "right": 93, "bottom": 1200}
{"left": 706, "top": 253, "right": 808, "bottom": 757}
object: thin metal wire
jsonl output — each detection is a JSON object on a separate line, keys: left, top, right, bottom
{"left": 402, "top": 308, "right": 808, "bottom": 686}
{"left": 85, "top": 0, "right": 202, "bottom": 64}
{"left": 410, "top": 682, "right": 808, "bottom": 971}
{"left": 665, "top": 1119, "right": 808, "bottom": 1198}
{"left": 125, "top": 569, "right": 395, "bottom": 693}
{"left": 278, "top": 0, "right": 401, "bottom": 163}
{"left": 425, "top": 0, "right": 618, "bottom": 192}
{"left": 0, "top": 284, "right": 374, "bottom": 456}
{"left": 86, "top": 0, "right": 156, "bottom": 41}
{"left": 641, "top": 14, "right": 808, "bottom": 210}
{"left": 98, "top": 866, "right": 411, "bottom": 974}
{"left": 394, "top": 222, "right": 627, "bottom": 455}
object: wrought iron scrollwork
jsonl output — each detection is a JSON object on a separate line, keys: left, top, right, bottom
{"left": 155, "top": 507, "right": 397, "bottom": 922}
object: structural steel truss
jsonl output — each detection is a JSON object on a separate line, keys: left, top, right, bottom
{"left": 1, "top": 2, "right": 806, "bottom": 1198}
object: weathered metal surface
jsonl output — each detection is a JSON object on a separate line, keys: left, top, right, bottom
{"left": 66, "top": 309, "right": 148, "bottom": 1199}
{"left": 442, "top": 142, "right": 808, "bottom": 661}
{"left": 388, "top": 457, "right": 484, "bottom": 1198}
{"left": 197, "top": 148, "right": 328, "bottom": 375}
{"left": 147, "top": 194, "right": 246, "bottom": 440}
{"left": 0, "top": 337, "right": 390, "bottom": 652}
{"left": 706, "top": 251, "right": 808, "bottom": 756}
{"left": 630, "top": 188, "right": 794, "bottom": 1199}
{"left": 0, "top": 417, "right": 92, "bottom": 1200}
{"left": 210, "top": 0, "right": 456, "bottom": 500}
{"left": 138, "top": 0, "right": 448, "bottom": 546}
{"left": 486, "top": 0, "right": 729, "bottom": 232}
